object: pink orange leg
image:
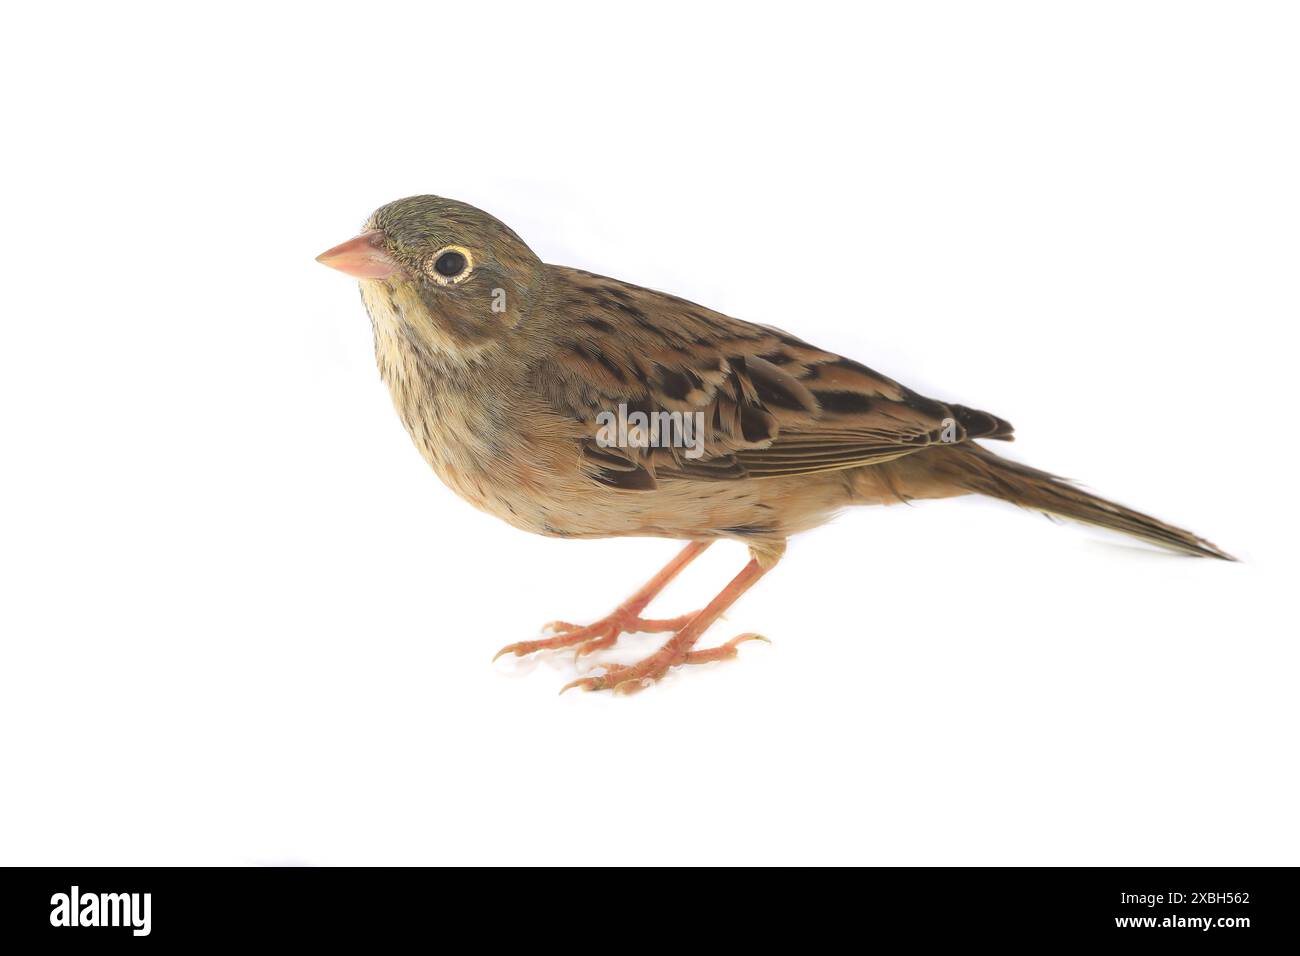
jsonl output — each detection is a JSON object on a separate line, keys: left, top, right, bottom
{"left": 493, "top": 541, "right": 711, "bottom": 662}
{"left": 561, "top": 556, "right": 772, "bottom": 695}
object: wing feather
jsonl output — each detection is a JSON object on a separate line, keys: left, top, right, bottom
{"left": 532, "top": 267, "right": 1013, "bottom": 489}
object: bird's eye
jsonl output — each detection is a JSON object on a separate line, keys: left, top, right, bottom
{"left": 434, "top": 251, "right": 466, "bottom": 276}
{"left": 426, "top": 246, "right": 473, "bottom": 285}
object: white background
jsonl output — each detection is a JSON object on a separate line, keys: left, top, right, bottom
{"left": 2, "top": 2, "right": 1296, "bottom": 866}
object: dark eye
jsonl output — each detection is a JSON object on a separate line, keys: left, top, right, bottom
{"left": 434, "top": 251, "right": 466, "bottom": 277}
{"left": 425, "top": 245, "right": 474, "bottom": 285}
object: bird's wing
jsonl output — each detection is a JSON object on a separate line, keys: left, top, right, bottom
{"left": 532, "top": 267, "right": 1012, "bottom": 490}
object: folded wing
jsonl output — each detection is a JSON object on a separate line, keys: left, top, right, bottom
{"left": 532, "top": 267, "right": 1012, "bottom": 490}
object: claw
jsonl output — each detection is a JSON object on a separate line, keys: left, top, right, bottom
{"left": 494, "top": 637, "right": 564, "bottom": 662}
{"left": 559, "top": 676, "right": 599, "bottom": 695}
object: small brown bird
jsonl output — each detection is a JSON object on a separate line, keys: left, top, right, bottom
{"left": 317, "top": 195, "right": 1232, "bottom": 694}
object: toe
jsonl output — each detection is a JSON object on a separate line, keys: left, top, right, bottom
{"left": 682, "top": 632, "right": 770, "bottom": 665}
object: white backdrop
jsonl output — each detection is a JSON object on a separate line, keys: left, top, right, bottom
{"left": 2, "top": 1, "right": 1295, "bottom": 865}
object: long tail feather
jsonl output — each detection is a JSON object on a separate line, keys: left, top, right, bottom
{"left": 939, "top": 444, "right": 1234, "bottom": 560}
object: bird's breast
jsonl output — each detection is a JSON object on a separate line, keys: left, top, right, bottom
{"left": 360, "top": 280, "right": 580, "bottom": 532}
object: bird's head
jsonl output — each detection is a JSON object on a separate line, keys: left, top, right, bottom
{"left": 317, "top": 195, "right": 544, "bottom": 357}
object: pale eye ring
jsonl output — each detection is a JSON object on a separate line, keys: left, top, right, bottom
{"left": 425, "top": 245, "right": 473, "bottom": 285}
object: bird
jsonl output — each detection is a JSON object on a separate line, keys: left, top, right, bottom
{"left": 316, "top": 195, "right": 1232, "bottom": 694}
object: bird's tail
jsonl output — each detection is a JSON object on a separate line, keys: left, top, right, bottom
{"left": 934, "top": 443, "right": 1234, "bottom": 560}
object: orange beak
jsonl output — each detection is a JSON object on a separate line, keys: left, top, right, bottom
{"left": 315, "top": 229, "right": 400, "bottom": 279}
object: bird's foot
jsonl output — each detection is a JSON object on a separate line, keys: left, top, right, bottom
{"left": 493, "top": 609, "right": 700, "bottom": 662}
{"left": 560, "top": 632, "right": 768, "bottom": 696}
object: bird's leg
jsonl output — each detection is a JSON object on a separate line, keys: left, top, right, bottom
{"left": 560, "top": 551, "right": 775, "bottom": 695}
{"left": 493, "top": 541, "right": 711, "bottom": 661}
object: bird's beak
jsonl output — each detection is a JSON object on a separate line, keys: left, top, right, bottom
{"left": 315, "top": 229, "right": 400, "bottom": 279}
